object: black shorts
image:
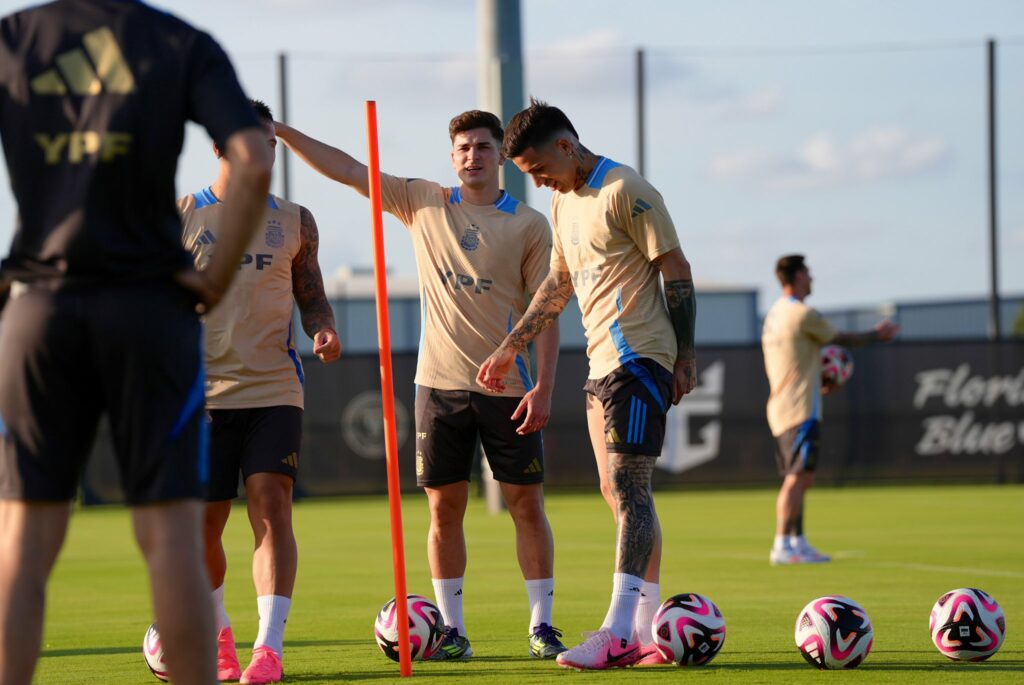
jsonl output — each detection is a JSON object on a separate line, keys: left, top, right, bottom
{"left": 206, "top": 405, "right": 302, "bottom": 501}
{"left": 774, "top": 419, "right": 821, "bottom": 476}
{"left": 584, "top": 358, "right": 673, "bottom": 456}
{"left": 414, "top": 386, "right": 544, "bottom": 488}
{"left": 0, "top": 282, "right": 207, "bottom": 505}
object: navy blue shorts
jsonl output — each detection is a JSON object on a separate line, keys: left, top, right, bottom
{"left": 584, "top": 358, "right": 673, "bottom": 456}
{"left": 0, "top": 283, "right": 207, "bottom": 504}
{"left": 774, "top": 419, "right": 821, "bottom": 476}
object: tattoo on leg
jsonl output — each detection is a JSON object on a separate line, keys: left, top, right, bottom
{"left": 608, "top": 454, "right": 657, "bottom": 577}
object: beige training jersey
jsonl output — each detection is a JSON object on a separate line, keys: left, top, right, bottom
{"left": 761, "top": 296, "right": 838, "bottom": 435}
{"left": 550, "top": 157, "right": 680, "bottom": 380}
{"left": 180, "top": 187, "right": 305, "bottom": 410}
{"left": 380, "top": 175, "right": 551, "bottom": 396}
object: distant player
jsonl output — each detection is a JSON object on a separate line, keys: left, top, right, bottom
{"left": 180, "top": 99, "right": 340, "bottom": 684}
{"left": 0, "top": 1, "right": 272, "bottom": 683}
{"left": 478, "top": 98, "right": 697, "bottom": 670}
{"left": 275, "top": 110, "right": 567, "bottom": 659}
{"left": 762, "top": 254, "right": 899, "bottom": 565}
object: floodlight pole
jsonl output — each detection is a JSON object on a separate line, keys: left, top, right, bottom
{"left": 278, "top": 52, "right": 291, "bottom": 201}
{"left": 636, "top": 47, "right": 646, "bottom": 177}
{"left": 986, "top": 38, "right": 1001, "bottom": 340}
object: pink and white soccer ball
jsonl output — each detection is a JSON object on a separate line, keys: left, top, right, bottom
{"left": 930, "top": 588, "right": 1006, "bottom": 661}
{"left": 142, "top": 623, "right": 168, "bottom": 681}
{"left": 373, "top": 594, "right": 444, "bottom": 662}
{"left": 794, "top": 595, "right": 873, "bottom": 669}
{"left": 821, "top": 345, "right": 854, "bottom": 386}
{"left": 652, "top": 593, "right": 726, "bottom": 666}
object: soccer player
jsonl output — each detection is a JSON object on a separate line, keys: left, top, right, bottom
{"left": 0, "top": 1, "right": 272, "bottom": 683}
{"left": 275, "top": 110, "right": 567, "bottom": 659}
{"left": 179, "top": 99, "right": 340, "bottom": 684}
{"left": 478, "top": 98, "right": 697, "bottom": 670}
{"left": 762, "top": 255, "right": 898, "bottom": 565}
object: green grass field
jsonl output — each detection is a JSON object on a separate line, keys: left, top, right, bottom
{"left": 34, "top": 485, "right": 1023, "bottom": 683}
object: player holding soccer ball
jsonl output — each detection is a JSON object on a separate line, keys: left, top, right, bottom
{"left": 762, "top": 255, "right": 898, "bottom": 565}
{"left": 275, "top": 110, "right": 567, "bottom": 660}
{"left": 180, "top": 99, "right": 340, "bottom": 684}
{"left": 479, "top": 99, "right": 697, "bottom": 670}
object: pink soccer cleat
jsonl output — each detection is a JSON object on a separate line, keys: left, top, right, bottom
{"left": 217, "top": 627, "right": 242, "bottom": 681}
{"left": 239, "top": 646, "right": 282, "bottom": 684}
{"left": 555, "top": 628, "right": 640, "bottom": 670}
{"left": 635, "top": 643, "right": 672, "bottom": 666}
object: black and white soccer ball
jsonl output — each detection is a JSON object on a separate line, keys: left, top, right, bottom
{"left": 142, "top": 623, "right": 168, "bottom": 681}
{"left": 373, "top": 594, "right": 444, "bottom": 662}
{"left": 652, "top": 593, "right": 726, "bottom": 666}
{"left": 930, "top": 588, "right": 1006, "bottom": 661}
{"left": 795, "top": 595, "right": 873, "bottom": 669}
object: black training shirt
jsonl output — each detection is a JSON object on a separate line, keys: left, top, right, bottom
{"left": 0, "top": 0, "right": 260, "bottom": 285}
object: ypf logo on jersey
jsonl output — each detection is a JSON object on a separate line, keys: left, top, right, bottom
{"left": 265, "top": 220, "right": 284, "bottom": 248}
{"left": 657, "top": 361, "right": 724, "bottom": 474}
{"left": 459, "top": 224, "right": 481, "bottom": 251}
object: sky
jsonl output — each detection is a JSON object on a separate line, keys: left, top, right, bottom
{"left": 1, "top": 0, "right": 1023, "bottom": 312}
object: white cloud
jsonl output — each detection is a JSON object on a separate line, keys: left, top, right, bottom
{"left": 708, "top": 126, "right": 949, "bottom": 190}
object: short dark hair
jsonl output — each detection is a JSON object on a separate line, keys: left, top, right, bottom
{"left": 776, "top": 254, "right": 807, "bottom": 286}
{"left": 250, "top": 99, "right": 273, "bottom": 122}
{"left": 448, "top": 110, "right": 503, "bottom": 144}
{"left": 502, "top": 97, "right": 579, "bottom": 158}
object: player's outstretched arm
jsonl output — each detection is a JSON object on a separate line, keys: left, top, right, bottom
{"left": 832, "top": 320, "right": 900, "bottom": 348}
{"left": 275, "top": 122, "right": 370, "bottom": 198}
{"left": 653, "top": 246, "right": 697, "bottom": 404}
{"left": 292, "top": 206, "right": 340, "bottom": 363}
{"left": 477, "top": 268, "right": 573, "bottom": 394}
{"left": 177, "top": 127, "right": 272, "bottom": 311}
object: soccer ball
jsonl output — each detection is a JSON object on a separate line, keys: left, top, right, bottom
{"left": 821, "top": 345, "right": 854, "bottom": 386}
{"left": 652, "top": 593, "right": 726, "bottom": 666}
{"left": 373, "top": 594, "right": 444, "bottom": 662}
{"left": 142, "top": 623, "right": 168, "bottom": 681}
{"left": 795, "top": 595, "right": 873, "bottom": 669}
{"left": 930, "top": 588, "right": 1006, "bottom": 661}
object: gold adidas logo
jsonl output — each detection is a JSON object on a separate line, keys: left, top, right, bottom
{"left": 31, "top": 27, "right": 135, "bottom": 96}
{"left": 280, "top": 452, "right": 299, "bottom": 469}
{"left": 606, "top": 427, "right": 622, "bottom": 444}
{"left": 523, "top": 458, "right": 542, "bottom": 474}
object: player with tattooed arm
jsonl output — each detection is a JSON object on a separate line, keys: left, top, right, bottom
{"left": 478, "top": 98, "right": 697, "bottom": 669}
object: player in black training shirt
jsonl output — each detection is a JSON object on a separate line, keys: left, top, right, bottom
{"left": 0, "top": 1, "right": 272, "bottom": 683}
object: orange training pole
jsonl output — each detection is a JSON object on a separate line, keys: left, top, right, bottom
{"left": 365, "top": 100, "right": 412, "bottom": 677}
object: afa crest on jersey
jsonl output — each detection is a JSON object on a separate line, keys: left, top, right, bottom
{"left": 459, "top": 224, "right": 481, "bottom": 251}
{"left": 570, "top": 220, "right": 580, "bottom": 245}
{"left": 265, "top": 220, "right": 284, "bottom": 248}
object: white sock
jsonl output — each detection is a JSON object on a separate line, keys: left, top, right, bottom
{"left": 254, "top": 595, "right": 291, "bottom": 658}
{"left": 212, "top": 584, "right": 231, "bottom": 632}
{"left": 634, "top": 581, "right": 660, "bottom": 645}
{"left": 601, "top": 573, "right": 644, "bottom": 640}
{"left": 432, "top": 577, "right": 466, "bottom": 635}
{"left": 774, "top": 534, "right": 791, "bottom": 551}
{"left": 524, "top": 578, "right": 554, "bottom": 632}
{"left": 790, "top": 534, "right": 808, "bottom": 550}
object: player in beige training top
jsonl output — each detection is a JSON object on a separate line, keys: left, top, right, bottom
{"left": 479, "top": 99, "right": 697, "bottom": 670}
{"left": 276, "top": 110, "right": 568, "bottom": 660}
{"left": 180, "top": 100, "right": 340, "bottom": 685}
{"left": 762, "top": 254, "right": 897, "bottom": 566}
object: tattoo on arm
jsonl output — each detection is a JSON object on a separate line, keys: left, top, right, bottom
{"left": 608, "top": 454, "right": 658, "bottom": 577}
{"left": 292, "top": 206, "right": 336, "bottom": 338}
{"left": 661, "top": 274, "right": 696, "bottom": 361}
{"left": 504, "top": 270, "right": 573, "bottom": 353}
